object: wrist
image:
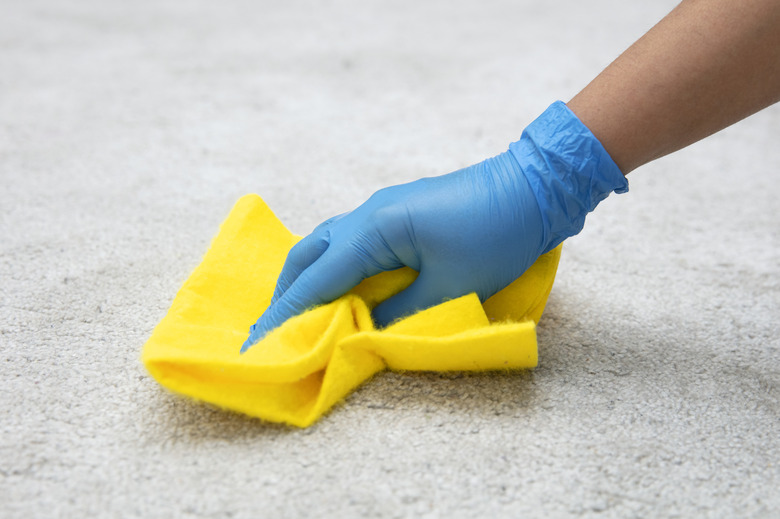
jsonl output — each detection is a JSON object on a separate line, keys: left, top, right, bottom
{"left": 508, "top": 101, "right": 628, "bottom": 253}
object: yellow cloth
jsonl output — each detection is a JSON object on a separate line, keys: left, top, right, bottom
{"left": 142, "top": 194, "right": 561, "bottom": 427}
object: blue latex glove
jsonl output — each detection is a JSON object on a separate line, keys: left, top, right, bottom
{"left": 241, "top": 101, "right": 627, "bottom": 352}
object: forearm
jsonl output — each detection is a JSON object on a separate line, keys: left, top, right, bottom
{"left": 568, "top": 0, "right": 780, "bottom": 174}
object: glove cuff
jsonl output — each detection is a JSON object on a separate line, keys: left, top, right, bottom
{"left": 508, "top": 101, "right": 628, "bottom": 254}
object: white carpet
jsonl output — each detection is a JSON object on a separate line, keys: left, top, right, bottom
{"left": 2, "top": 0, "right": 778, "bottom": 517}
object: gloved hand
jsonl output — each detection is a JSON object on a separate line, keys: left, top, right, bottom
{"left": 241, "top": 101, "right": 627, "bottom": 352}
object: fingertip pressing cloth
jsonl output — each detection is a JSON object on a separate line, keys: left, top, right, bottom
{"left": 142, "top": 194, "right": 561, "bottom": 427}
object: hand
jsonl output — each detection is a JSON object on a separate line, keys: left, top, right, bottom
{"left": 265, "top": 152, "right": 545, "bottom": 328}
{"left": 242, "top": 102, "right": 628, "bottom": 351}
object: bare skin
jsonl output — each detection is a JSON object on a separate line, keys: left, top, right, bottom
{"left": 568, "top": 0, "right": 780, "bottom": 174}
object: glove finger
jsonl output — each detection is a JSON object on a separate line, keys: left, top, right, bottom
{"left": 253, "top": 247, "right": 386, "bottom": 343}
{"left": 312, "top": 211, "right": 348, "bottom": 232}
{"left": 271, "top": 212, "right": 350, "bottom": 303}
{"left": 371, "top": 271, "right": 458, "bottom": 328}
{"left": 271, "top": 232, "right": 329, "bottom": 303}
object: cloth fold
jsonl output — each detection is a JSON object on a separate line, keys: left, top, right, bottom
{"left": 142, "top": 194, "right": 561, "bottom": 427}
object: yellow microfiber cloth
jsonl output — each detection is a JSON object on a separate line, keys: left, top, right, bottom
{"left": 142, "top": 194, "right": 561, "bottom": 427}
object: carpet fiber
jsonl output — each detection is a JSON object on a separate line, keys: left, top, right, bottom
{"left": 2, "top": 0, "right": 778, "bottom": 517}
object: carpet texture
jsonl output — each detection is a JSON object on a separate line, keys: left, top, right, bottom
{"left": 2, "top": 0, "right": 778, "bottom": 517}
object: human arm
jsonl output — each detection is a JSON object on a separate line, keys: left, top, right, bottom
{"left": 243, "top": 0, "right": 780, "bottom": 351}
{"left": 568, "top": 0, "right": 780, "bottom": 173}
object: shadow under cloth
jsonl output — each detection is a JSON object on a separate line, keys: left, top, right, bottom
{"left": 142, "top": 194, "right": 561, "bottom": 427}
